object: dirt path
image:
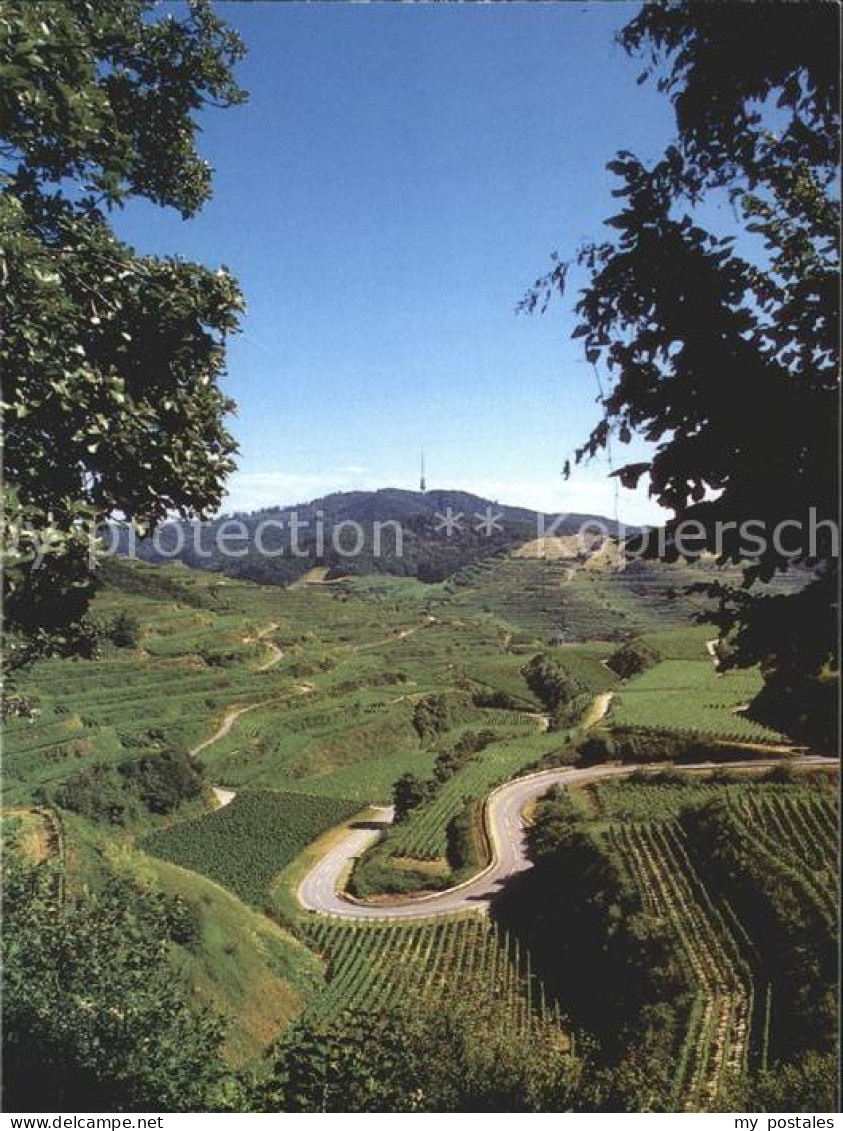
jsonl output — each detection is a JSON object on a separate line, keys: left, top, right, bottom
{"left": 189, "top": 702, "right": 266, "bottom": 758}
{"left": 353, "top": 616, "right": 437, "bottom": 653}
{"left": 189, "top": 680, "right": 315, "bottom": 806}
{"left": 257, "top": 641, "right": 284, "bottom": 671}
{"left": 249, "top": 622, "right": 284, "bottom": 671}
{"left": 706, "top": 638, "right": 720, "bottom": 667}
{"left": 581, "top": 691, "right": 613, "bottom": 729}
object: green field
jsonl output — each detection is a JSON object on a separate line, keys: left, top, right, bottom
{"left": 142, "top": 790, "right": 363, "bottom": 906}
{"left": 610, "top": 656, "right": 785, "bottom": 743}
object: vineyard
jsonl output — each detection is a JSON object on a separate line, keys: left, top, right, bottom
{"left": 610, "top": 820, "right": 753, "bottom": 1110}
{"left": 610, "top": 658, "right": 785, "bottom": 743}
{"left": 5, "top": 549, "right": 837, "bottom": 1112}
{"left": 568, "top": 773, "right": 839, "bottom": 1108}
{"left": 737, "top": 791, "right": 838, "bottom": 895}
{"left": 301, "top": 913, "right": 564, "bottom": 1038}
{"left": 142, "top": 790, "right": 363, "bottom": 906}
{"left": 446, "top": 553, "right": 718, "bottom": 640}
{"left": 388, "top": 730, "right": 564, "bottom": 859}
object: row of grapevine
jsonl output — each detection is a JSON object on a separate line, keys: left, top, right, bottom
{"left": 611, "top": 658, "right": 784, "bottom": 742}
{"left": 301, "top": 914, "right": 563, "bottom": 1038}
{"left": 611, "top": 820, "right": 753, "bottom": 1110}
{"left": 736, "top": 793, "right": 837, "bottom": 876}
{"left": 142, "top": 790, "right": 362, "bottom": 905}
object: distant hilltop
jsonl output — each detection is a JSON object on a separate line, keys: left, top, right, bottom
{"left": 236, "top": 487, "right": 625, "bottom": 532}
{"left": 112, "top": 487, "right": 638, "bottom": 587}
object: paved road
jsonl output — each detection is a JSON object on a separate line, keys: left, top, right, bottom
{"left": 297, "top": 755, "right": 834, "bottom": 920}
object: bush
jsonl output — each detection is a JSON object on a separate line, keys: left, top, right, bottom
{"left": 259, "top": 997, "right": 583, "bottom": 1113}
{"left": 393, "top": 773, "right": 433, "bottom": 821}
{"left": 46, "top": 765, "right": 136, "bottom": 825}
{"left": 45, "top": 749, "right": 204, "bottom": 825}
{"left": 118, "top": 749, "right": 204, "bottom": 815}
{"left": 577, "top": 733, "right": 616, "bottom": 765}
{"left": 347, "top": 845, "right": 445, "bottom": 898}
{"left": 412, "top": 695, "right": 451, "bottom": 741}
{"left": 105, "top": 611, "right": 141, "bottom": 649}
{"left": 160, "top": 894, "right": 202, "bottom": 949}
{"left": 446, "top": 801, "right": 483, "bottom": 872}
{"left": 522, "top": 654, "right": 585, "bottom": 713}
{"left": 472, "top": 689, "right": 528, "bottom": 711}
{"left": 2, "top": 859, "right": 227, "bottom": 1112}
{"left": 606, "top": 638, "right": 661, "bottom": 679}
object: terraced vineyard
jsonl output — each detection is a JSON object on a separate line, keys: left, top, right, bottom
{"left": 737, "top": 792, "right": 838, "bottom": 878}
{"left": 302, "top": 914, "right": 562, "bottom": 1036}
{"left": 561, "top": 773, "right": 839, "bottom": 1109}
{"left": 611, "top": 820, "right": 753, "bottom": 1109}
{"left": 5, "top": 552, "right": 837, "bottom": 1113}
{"left": 610, "top": 658, "right": 785, "bottom": 743}
{"left": 724, "top": 793, "right": 838, "bottom": 925}
{"left": 389, "top": 729, "right": 564, "bottom": 859}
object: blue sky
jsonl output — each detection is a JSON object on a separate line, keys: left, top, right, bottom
{"left": 116, "top": 1, "right": 677, "bottom": 523}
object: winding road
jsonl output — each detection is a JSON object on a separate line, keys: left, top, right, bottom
{"left": 297, "top": 754, "right": 834, "bottom": 920}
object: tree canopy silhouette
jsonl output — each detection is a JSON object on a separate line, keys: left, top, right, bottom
{"left": 523, "top": 0, "right": 839, "bottom": 746}
{"left": 1, "top": 0, "right": 247, "bottom": 661}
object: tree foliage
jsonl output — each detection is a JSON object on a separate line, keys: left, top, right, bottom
{"left": 392, "top": 771, "right": 432, "bottom": 822}
{"left": 2, "top": 857, "right": 228, "bottom": 1111}
{"left": 523, "top": 1, "right": 839, "bottom": 745}
{"left": 606, "top": 637, "right": 661, "bottom": 680}
{"left": 522, "top": 652, "right": 585, "bottom": 714}
{"left": 258, "top": 995, "right": 583, "bottom": 1112}
{"left": 1, "top": 0, "right": 247, "bottom": 649}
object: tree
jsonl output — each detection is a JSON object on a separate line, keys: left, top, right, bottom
{"left": 522, "top": 653, "right": 584, "bottom": 713}
{"left": 606, "top": 638, "right": 661, "bottom": 680}
{"left": 257, "top": 995, "right": 584, "bottom": 1112}
{"left": 524, "top": 1, "right": 839, "bottom": 746}
{"left": 105, "top": 610, "right": 141, "bottom": 648}
{"left": 393, "top": 771, "right": 431, "bottom": 821}
{"left": 0, "top": 0, "right": 247, "bottom": 662}
{"left": 2, "top": 857, "right": 229, "bottom": 1111}
{"left": 412, "top": 693, "right": 451, "bottom": 741}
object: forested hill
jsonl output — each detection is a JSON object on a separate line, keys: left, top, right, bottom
{"left": 115, "top": 488, "right": 629, "bottom": 586}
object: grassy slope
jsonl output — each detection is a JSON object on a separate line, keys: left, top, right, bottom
{"left": 27, "top": 810, "right": 324, "bottom": 1067}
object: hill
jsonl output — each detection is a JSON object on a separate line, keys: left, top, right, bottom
{"left": 115, "top": 488, "right": 629, "bottom": 586}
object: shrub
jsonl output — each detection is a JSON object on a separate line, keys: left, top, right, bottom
{"left": 606, "top": 638, "right": 661, "bottom": 679}
{"left": 45, "top": 749, "right": 203, "bottom": 825}
{"left": 412, "top": 695, "right": 451, "bottom": 741}
{"left": 118, "top": 749, "right": 204, "bottom": 815}
{"left": 105, "top": 611, "right": 141, "bottom": 649}
{"left": 522, "top": 653, "right": 585, "bottom": 713}
{"left": 577, "top": 733, "right": 616, "bottom": 765}
{"left": 446, "top": 801, "right": 483, "bottom": 872}
{"left": 393, "top": 773, "right": 432, "bottom": 821}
